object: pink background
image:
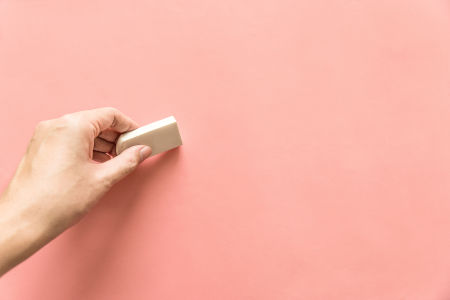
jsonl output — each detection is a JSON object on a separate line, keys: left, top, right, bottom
{"left": 1, "top": 0, "right": 450, "bottom": 299}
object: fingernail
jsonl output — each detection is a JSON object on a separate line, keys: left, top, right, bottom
{"left": 139, "top": 146, "right": 152, "bottom": 162}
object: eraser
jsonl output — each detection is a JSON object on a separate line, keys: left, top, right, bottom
{"left": 116, "top": 116, "right": 183, "bottom": 156}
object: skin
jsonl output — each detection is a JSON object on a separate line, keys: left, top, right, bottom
{"left": 0, "top": 107, "right": 152, "bottom": 276}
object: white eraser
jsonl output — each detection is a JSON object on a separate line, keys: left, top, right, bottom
{"left": 116, "top": 116, "right": 183, "bottom": 156}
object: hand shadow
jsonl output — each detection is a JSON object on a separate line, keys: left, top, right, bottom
{"left": 33, "top": 147, "right": 182, "bottom": 299}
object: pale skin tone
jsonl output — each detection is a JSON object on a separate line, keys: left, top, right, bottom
{"left": 0, "top": 107, "right": 152, "bottom": 276}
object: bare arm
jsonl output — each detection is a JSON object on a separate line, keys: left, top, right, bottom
{"left": 0, "top": 107, "right": 152, "bottom": 276}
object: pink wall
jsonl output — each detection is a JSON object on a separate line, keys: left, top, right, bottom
{"left": 1, "top": 0, "right": 450, "bottom": 299}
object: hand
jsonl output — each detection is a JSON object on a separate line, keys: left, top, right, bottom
{"left": 0, "top": 107, "right": 152, "bottom": 276}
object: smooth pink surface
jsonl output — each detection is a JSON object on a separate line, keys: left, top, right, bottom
{"left": 1, "top": 0, "right": 450, "bottom": 299}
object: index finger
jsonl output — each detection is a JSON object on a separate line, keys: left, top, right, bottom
{"left": 81, "top": 107, "right": 139, "bottom": 137}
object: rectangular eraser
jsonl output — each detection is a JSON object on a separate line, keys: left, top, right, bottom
{"left": 116, "top": 116, "right": 183, "bottom": 156}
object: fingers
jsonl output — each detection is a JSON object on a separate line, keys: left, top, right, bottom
{"left": 93, "top": 151, "right": 111, "bottom": 163}
{"left": 81, "top": 107, "right": 139, "bottom": 137}
{"left": 58, "top": 107, "right": 139, "bottom": 163}
{"left": 96, "top": 145, "right": 152, "bottom": 187}
{"left": 98, "top": 130, "right": 120, "bottom": 156}
{"left": 94, "top": 137, "right": 115, "bottom": 153}
{"left": 99, "top": 129, "right": 120, "bottom": 143}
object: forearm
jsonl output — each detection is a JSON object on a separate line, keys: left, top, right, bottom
{"left": 0, "top": 191, "right": 51, "bottom": 277}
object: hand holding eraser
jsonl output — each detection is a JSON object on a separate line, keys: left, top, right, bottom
{"left": 116, "top": 116, "right": 183, "bottom": 156}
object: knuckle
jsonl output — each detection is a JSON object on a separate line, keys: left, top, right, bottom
{"left": 103, "top": 107, "right": 119, "bottom": 115}
{"left": 106, "top": 106, "right": 118, "bottom": 112}
{"left": 60, "top": 113, "right": 72, "bottom": 121}
{"left": 126, "top": 155, "right": 139, "bottom": 168}
{"left": 52, "top": 118, "right": 73, "bottom": 131}
{"left": 95, "top": 172, "right": 114, "bottom": 189}
{"left": 58, "top": 114, "right": 87, "bottom": 131}
{"left": 119, "top": 155, "right": 140, "bottom": 175}
{"left": 35, "top": 120, "right": 48, "bottom": 130}
{"left": 101, "top": 176, "right": 115, "bottom": 190}
{"left": 60, "top": 114, "right": 77, "bottom": 124}
{"left": 34, "top": 120, "right": 53, "bottom": 134}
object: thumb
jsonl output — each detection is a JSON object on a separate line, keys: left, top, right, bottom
{"left": 98, "top": 145, "right": 152, "bottom": 187}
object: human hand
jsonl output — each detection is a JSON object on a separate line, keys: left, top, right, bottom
{"left": 0, "top": 107, "right": 152, "bottom": 275}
